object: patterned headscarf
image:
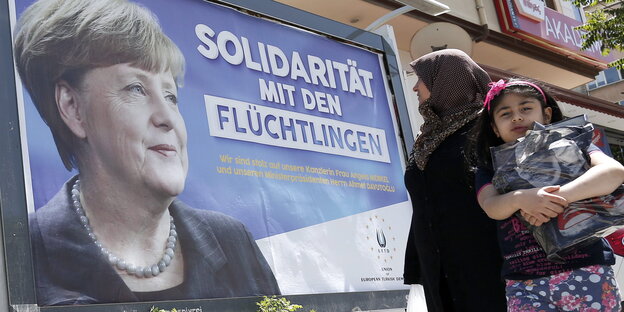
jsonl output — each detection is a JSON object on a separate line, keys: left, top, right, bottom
{"left": 407, "top": 49, "right": 491, "bottom": 170}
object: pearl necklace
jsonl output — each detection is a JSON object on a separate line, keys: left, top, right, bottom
{"left": 71, "top": 179, "right": 178, "bottom": 278}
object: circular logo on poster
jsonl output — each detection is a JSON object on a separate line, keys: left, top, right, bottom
{"left": 364, "top": 214, "right": 397, "bottom": 267}
{"left": 359, "top": 214, "right": 405, "bottom": 283}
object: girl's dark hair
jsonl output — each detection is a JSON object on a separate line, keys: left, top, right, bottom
{"left": 466, "top": 78, "right": 564, "bottom": 170}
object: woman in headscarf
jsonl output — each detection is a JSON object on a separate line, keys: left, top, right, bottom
{"left": 403, "top": 49, "right": 506, "bottom": 311}
{"left": 14, "top": 0, "right": 279, "bottom": 305}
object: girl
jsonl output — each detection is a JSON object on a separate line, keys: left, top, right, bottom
{"left": 471, "top": 78, "right": 624, "bottom": 311}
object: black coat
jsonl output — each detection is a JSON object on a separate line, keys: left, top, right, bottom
{"left": 30, "top": 176, "right": 280, "bottom": 305}
{"left": 403, "top": 125, "right": 506, "bottom": 311}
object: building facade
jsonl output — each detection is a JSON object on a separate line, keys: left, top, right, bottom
{"left": 275, "top": 0, "right": 624, "bottom": 164}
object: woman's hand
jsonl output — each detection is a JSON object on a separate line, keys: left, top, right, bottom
{"left": 516, "top": 186, "right": 567, "bottom": 225}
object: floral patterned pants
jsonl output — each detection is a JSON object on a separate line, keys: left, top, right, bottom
{"left": 505, "top": 265, "right": 621, "bottom": 312}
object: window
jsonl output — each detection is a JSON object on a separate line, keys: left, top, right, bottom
{"left": 572, "top": 5, "right": 583, "bottom": 21}
{"left": 586, "top": 67, "right": 624, "bottom": 90}
{"left": 594, "top": 71, "right": 606, "bottom": 88}
{"left": 545, "top": 0, "right": 557, "bottom": 10}
{"left": 558, "top": 0, "right": 584, "bottom": 21}
{"left": 587, "top": 71, "right": 607, "bottom": 90}
{"left": 604, "top": 67, "right": 621, "bottom": 84}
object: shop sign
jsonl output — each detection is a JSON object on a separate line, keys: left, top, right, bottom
{"left": 513, "top": 0, "right": 544, "bottom": 22}
{"left": 495, "top": 0, "right": 620, "bottom": 67}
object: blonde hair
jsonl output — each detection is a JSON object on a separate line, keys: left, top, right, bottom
{"left": 14, "top": 0, "right": 185, "bottom": 170}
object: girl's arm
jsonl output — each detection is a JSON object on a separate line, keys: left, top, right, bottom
{"left": 477, "top": 184, "right": 567, "bottom": 222}
{"left": 555, "top": 151, "right": 624, "bottom": 202}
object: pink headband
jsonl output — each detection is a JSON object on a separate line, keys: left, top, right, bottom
{"left": 483, "top": 79, "right": 547, "bottom": 111}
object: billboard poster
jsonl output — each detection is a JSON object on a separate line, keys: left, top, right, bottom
{"left": 11, "top": 0, "right": 411, "bottom": 306}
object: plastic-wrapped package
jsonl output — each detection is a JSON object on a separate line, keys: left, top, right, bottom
{"left": 490, "top": 115, "right": 624, "bottom": 262}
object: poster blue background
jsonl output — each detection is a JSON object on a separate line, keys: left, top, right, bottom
{"left": 17, "top": 0, "right": 408, "bottom": 240}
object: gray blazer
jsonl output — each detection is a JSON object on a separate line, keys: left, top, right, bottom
{"left": 30, "top": 176, "right": 280, "bottom": 305}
